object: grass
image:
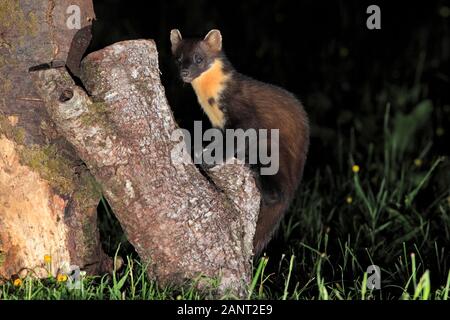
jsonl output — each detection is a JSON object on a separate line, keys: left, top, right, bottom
{"left": 0, "top": 97, "right": 448, "bottom": 300}
{"left": 0, "top": 252, "right": 448, "bottom": 300}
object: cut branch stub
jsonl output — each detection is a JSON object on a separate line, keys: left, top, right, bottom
{"left": 34, "top": 40, "right": 260, "bottom": 296}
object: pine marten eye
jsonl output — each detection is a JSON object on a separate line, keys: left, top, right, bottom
{"left": 193, "top": 53, "right": 203, "bottom": 64}
{"left": 176, "top": 56, "right": 182, "bottom": 65}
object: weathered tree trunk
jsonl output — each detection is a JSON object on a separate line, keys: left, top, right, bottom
{"left": 1, "top": 0, "right": 260, "bottom": 296}
{"left": 0, "top": 0, "right": 110, "bottom": 279}
{"left": 33, "top": 40, "right": 260, "bottom": 295}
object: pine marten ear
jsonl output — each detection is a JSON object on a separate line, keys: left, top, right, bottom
{"left": 204, "top": 29, "right": 222, "bottom": 52}
{"left": 170, "top": 29, "right": 182, "bottom": 54}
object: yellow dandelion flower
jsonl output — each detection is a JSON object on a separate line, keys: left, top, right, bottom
{"left": 13, "top": 278, "right": 22, "bottom": 287}
{"left": 352, "top": 165, "right": 360, "bottom": 173}
{"left": 346, "top": 196, "right": 353, "bottom": 204}
{"left": 57, "top": 274, "right": 68, "bottom": 283}
{"left": 44, "top": 255, "right": 52, "bottom": 264}
{"left": 339, "top": 47, "right": 349, "bottom": 58}
{"left": 439, "top": 6, "right": 450, "bottom": 18}
{"left": 414, "top": 158, "right": 422, "bottom": 167}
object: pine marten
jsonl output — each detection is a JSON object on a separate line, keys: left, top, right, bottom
{"left": 170, "top": 29, "right": 309, "bottom": 255}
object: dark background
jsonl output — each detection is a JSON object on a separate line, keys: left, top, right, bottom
{"left": 89, "top": 0, "right": 449, "bottom": 171}
{"left": 89, "top": 0, "right": 449, "bottom": 295}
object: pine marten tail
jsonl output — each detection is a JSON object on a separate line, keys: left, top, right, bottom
{"left": 253, "top": 200, "right": 290, "bottom": 256}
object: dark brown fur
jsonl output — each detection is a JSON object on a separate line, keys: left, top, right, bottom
{"left": 170, "top": 29, "right": 309, "bottom": 255}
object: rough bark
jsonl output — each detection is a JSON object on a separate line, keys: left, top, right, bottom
{"left": 33, "top": 40, "right": 260, "bottom": 295}
{"left": 0, "top": 0, "right": 110, "bottom": 279}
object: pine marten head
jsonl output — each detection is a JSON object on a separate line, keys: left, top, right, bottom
{"left": 170, "top": 29, "right": 223, "bottom": 83}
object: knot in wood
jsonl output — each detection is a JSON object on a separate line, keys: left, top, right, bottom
{"left": 59, "top": 89, "right": 74, "bottom": 102}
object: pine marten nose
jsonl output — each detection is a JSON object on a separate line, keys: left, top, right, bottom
{"left": 181, "top": 69, "right": 189, "bottom": 77}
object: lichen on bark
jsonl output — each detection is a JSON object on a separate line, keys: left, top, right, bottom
{"left": 0, "top": 114, "right": 26, "bottom": 145}
{"left": 0, "top": 0, "right": 109, "bottom": 279}
{"left": 0, "top": 0, "right": 38, "bottom": 40}
{"left": 18, "top": 144, "right": 75, "bottom": 194}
